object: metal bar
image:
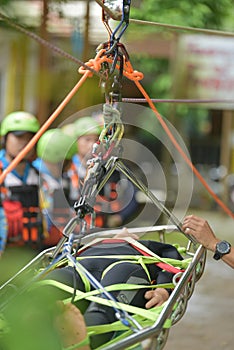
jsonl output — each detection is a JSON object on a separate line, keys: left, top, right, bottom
{"left": 102, "top": 245, "right": 206, "bottom": 350}
{"left": 95, "top": 0, "right": 121, "bottom": 21}
{"left": 114, "top": 159, "right": 197, "bottom": 242}
{"left": 80, "top": 224, "right": 177, "bottom": 244}
{"left": 122, "top": 97, "right": 234, "bottom": 104}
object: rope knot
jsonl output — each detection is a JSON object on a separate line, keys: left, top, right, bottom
{"left": 125, "top": 69, "right": 144, "bottom": 81}
{"left": 122, "top": 61, "right": 144, "bottom": 81}
{"left": 78, "top": 49, "right": 107, "bottom": 77}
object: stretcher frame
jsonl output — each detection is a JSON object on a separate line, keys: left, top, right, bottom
{"left": 0, "top": 155, "right": 206, "bottom": 350}
{"left": 0, "top": 1, "right": 230, "bottom": 347}
{"left": 0, "top": 227, "right": 206, "bottom": 350}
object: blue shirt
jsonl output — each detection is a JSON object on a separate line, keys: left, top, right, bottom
{"left": 0, "top": 149, "right": 32, "bottom": 184}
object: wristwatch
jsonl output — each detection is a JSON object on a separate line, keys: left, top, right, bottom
{"left": 213, "top": 240, "right": 231, "bottom": 260}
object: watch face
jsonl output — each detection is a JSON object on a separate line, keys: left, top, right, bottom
{"left": 217, "top": 241, "right": 231, "bottom": 254}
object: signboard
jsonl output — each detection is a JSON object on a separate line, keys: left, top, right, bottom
{"left": 174, "top": 34, "right": 234, "bottom": 110}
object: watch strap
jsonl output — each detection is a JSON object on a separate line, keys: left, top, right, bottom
{"left": 213, "top": 240, "right": 231, "bottom": 261}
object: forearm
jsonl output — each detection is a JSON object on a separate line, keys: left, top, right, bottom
{"left": 211, "top": 242, "right": 234, "bottom": 269}
{"left": 183, "top": 215, "right": 234, "bottom": 268}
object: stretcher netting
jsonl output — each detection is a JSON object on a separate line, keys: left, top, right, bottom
{"left": 0, "top": 225, "right": 206, "bottom": 350}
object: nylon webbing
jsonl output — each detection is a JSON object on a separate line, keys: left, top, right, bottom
{"left": 77, "top": 237, "right": 188, "bottom": 274}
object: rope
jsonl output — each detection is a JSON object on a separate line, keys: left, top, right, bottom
{"left": 122, "top": 98, "right": 234, "bottom": 104}
{"left": 0, "top": 12, "right": 105, "bottom": 79}
{"left": 130, "top": 19, "right": 234, "bottom": 37}
{"left": 96, "top": 1, "right": 234, "bottom": 37}
{"left": 0, "top": 71, "right": 90, "bottom": 185}
{"left": 0, "top": 8, "right": 233, "bottom": 217}
{"left": 133, "top": 79, "right": 234, "bottom": 219}
{"left": 79, "top": 53, "right": 234, "bottom": 218}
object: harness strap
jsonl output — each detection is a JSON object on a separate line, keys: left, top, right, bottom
{"left": 78, "top": 237, "right": 185, "bottom": 274}
{"left": 70, "top": 162, "right": 80, "bottom": 189}
{"left": 101, "top": 258, "right": 151, "bottom": 281}
{"left": 34, "top": 280, "right": 174, "bottom": 321}
{"left": 0, "top": 160, "right": 44, "bottom": 246}
{"left": 33, "top": 279, "right": 174, "bottom": 348}
{"left": 75, "top": 255, "right": 189, "bottom": 268}
{"left": 0, "top": 161, "right": 8, "bottom": 200}
{"left": 129, "top": 242, "right": 184, "bottom": 274}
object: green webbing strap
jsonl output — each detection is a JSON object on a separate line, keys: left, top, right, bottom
{"left": 87, "top": 305, "right": 167, "bottom": 333}
{"left": 89, "top": 237, "right": 184, "bottom": 269}
{"left": 65, "top": 254, "right": 191, "bottom": 296}
{"left": 101, "top": 258, "right": 151, "bottom": 282}
{"left": 74, "top": 266, "right": 91, "bottom": 293}
{"left": 75, "top": 254, "right": 191, "bottom": 269}
{"left": 33, "top": 280, "right": 174, "bottom": 321}
{"left": 33, "top": 245, "right": 191, "bottom": 348}
{"left": 77, "top": 237, "right": 188, "bottom": 270}
{"left": 88, "top": 306, "right": 174, "bottom": 350}
{"left": 51, "top": 260, "right": 91, "bottom": 293}
{"left": 32, "top": 279, "right": 180, "bottom": 349}
{"left": 37, "top": 257, "right": 68, "bottom": 274}
{"left": 68, "top": 282, "right": 175, "bottom": 310}
{"left": 173, "top": 244, "right": 187, "bottom": 254}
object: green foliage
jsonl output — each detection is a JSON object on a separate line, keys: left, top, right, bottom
{"left": 131, "top": 0, "right": 234, "bottom": 29}
{"left": 129, "top": 0, "right": 234, "bottom": 119}
{"left": 0, "top": 0, "right": 11, "bottom": 5}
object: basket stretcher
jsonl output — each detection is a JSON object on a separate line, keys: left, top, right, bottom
{"left": 0, "top": 224, "right": 206, "bottom": 350}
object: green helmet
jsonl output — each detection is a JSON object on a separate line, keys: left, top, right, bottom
{"left": 66, "top": 139, "right": 77, "bottom": 160}
{"left": 61, "top": 123, "right": 77, "bottom": 139}
{"left": 1, "top": 111, "right": 40, "bottom": 136}
{"left": 74, "top": 117, "right": 102, "bottom": 139}
{"left": 37, "top": 129, "right": 77, "bottom": 163}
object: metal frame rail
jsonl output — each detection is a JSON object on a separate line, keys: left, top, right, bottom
{"left": 101, "top": 244, "right": 206, "bottom": 350}
{"left": 0, "top": 225, "right": 206, "bottom": 350}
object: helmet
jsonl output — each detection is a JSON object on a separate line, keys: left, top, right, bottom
{"left": 66, "top": 139, "right": 77, "bottom": 160}
{"left": 1, "top": 111, "right": 40, "bottom": 136}
{"left": 74, "top": 116, "right": 102, "bottom": 139}
{"left": 37, "top": 129, "right": 77, "bottom": 163}
{"left": 59, "top": 124, "right": 78, "bottom": 160}
{"left": 61, "top": 123, "right": 77, "bottom": 139}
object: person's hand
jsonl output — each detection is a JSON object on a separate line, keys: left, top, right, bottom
{"left": 144, "top": 288, "right": 169, "bottom": 309}
{"left": 182, "top": 215, "right": 218, "bottom": 251}
{"left": 54, "top": 301, "right": 90, "bottom": 350}
{"left": 114, "top": 227, "right": 139, "bottom": 240}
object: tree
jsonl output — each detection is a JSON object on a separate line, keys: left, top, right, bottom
{"left": 127, "top": 0, "right": 234, "bottom": 115}
{"left": 131, "top": 0, "right": 234, "bottom": 29}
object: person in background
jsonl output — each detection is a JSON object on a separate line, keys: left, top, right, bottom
{"left": 33, "top": 128, "right": 77, "bottom": 247}
{"left": 182, "top": 214, "right": 234, "bottom": 268}
{"left": 67, "top": 116, "right": 139, "bottom": 229}
{"left": 0, "top": 111, "right": 44, "bottom": 254}
{"left": 0, "top": 205, "right": 7, "bottom": 257}
{"left": 69, "top": 117, "right": 102, "bottom": 184}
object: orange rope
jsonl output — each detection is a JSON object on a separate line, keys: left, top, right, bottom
{"left": 108, "top": 57, "right": 234, "bottom": 218}
{"left": 0, "top": 71, "right": 90, "bottom": 185}
{"left": 0, "top": 49, "right": 108, "bottom": 185}
{"left": 2, "top": 46, "right": 232, "bottom": 218}
{"left": 79, "top": 53, "right": 234, "bottom": 218}
{"left": 82, "top": 52, "right": 234, "bottom": 219}
{"left": 133, "top": 80, "right": 234, "bottom": 219}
